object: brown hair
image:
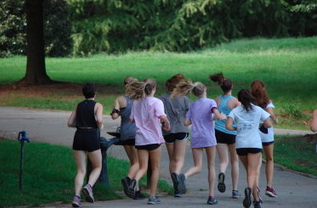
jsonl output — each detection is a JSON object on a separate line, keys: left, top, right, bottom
{"left": 171, "top": 79, "right": 205, "bottom": 98}
{"left": 166, "top": 73, "right": 186, "bottom": 93}
{"left": 126, "top": 78, "right": 157, "bottom": 100}
{"left": 209, "top": 72, "right": 233, "bottom": 94}
{"left": 124, "top": 76, "right": 135, "bottom": 86}
{"left": 250, "top": 80, "right": 270, "bottom": 109}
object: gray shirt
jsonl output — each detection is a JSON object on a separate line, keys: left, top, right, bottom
{"left": 159, "top": 93, "right": 190, "bottom": 135}
{"left": 120, "top": 95, "right": 136, "bottom": 140}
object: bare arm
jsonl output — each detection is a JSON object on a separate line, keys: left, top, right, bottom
{"left": 310, "top": 109, "right": 317, "bottom": 132}
{"left": 184, "top": 117, "right": 191, "bottom": 126}
{"left": 111, "top": 97, "right": 121, "bottom": 120}
{"left": 267, "top": 107, "right": 278, "bottom": 124}
{"left": 263, "top": 117, "right": 272, "bottom": 128}
{"left": 95, "top": 103, "right": 104, "bottom": 129}
{"left": 159, "top": 115, "right": 170, "bottom": 131}
{"left": 226, "top": 117, "right": 236, "bottom": 131}
{"left": 212, "top": 108, "right": 226, "bottom": 120}
{"left": 67, "top": 107, "right": 77, "bottom": 128}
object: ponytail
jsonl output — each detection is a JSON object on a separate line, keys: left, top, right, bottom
{"left": 171, "top": 79, "right": 205, "bottom": 98}
{"left": 237, "top": 89, "right": 255, "bottom": 112}
{"left": 209, "top": 72, "right": 232, "bottom": 93}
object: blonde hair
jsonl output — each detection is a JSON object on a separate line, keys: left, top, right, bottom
{"left": 171, "top": 79, "right": 206, "bottom": 98}
{"left": 126, "top": 78, "right": 157, "bottom": 100}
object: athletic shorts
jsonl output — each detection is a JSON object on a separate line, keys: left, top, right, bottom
{"left": 164, "top": 133, "right": 189, "bottom": 144}
{"left": 236, "top": 148, "right": 262, "bottom": 156}
{"left": 262, "top": 141, "right": 274, "bottom": 146}
{"left": 215, "top": 129, "right": 236, "bottom": 144}
{"left": 73, "top": 129, "right": 100, "bottom": 152}
{"left": 115, "top": 139, "right": 135, "bottom": 146}
{"left": 135, "top": 144, "right": 161, "bottom": 151}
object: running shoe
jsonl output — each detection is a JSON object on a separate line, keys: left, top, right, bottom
{"left": 207, "top": 196, "right": 218, "bottom": 205}
{"left": 254, "top": 201, "right": 261, "bottom": 208}
{"left": 265, "top": 186, "right": 277, "bottom": 197}
{"left": 257, "top": 187, "right": 263, "bottom": 204}
{"left": 121, "top": 177, "right": 131, "bottom": 197}
{"left": 134, "top": 190, "right": 145, "bottom": 200}
{"left": 243, "top": 187, "right": 252, "bottom": 208}
{"left": 71, "top": 195, "right": 81, "bottom": 207}
{"left": 178, "top": 173, "right": 187, "bottom": 194}
{"left": 232, "top": 190, "right": 241, "bottom": 198}
{"left": 217, "top": 173, "right": 226, "bottom": 193}
{"left": 148, "top": 196, "right": 161, "bottom": 205}
{"left": 127, "top": 179, "right": 137, "bottom": 199}
{"left": 171, "top": 173, "right": 180, "bottom": 195}
{"left": 82, "top": 184, "right": 94, "bottom": 203}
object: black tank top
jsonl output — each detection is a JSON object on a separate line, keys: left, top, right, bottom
{"left": 75, "top": 100, "right": 97, "bottom": 128}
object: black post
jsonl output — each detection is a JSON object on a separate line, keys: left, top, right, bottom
{"left": 17, "top": 131, "right": 30, "bottom": 191}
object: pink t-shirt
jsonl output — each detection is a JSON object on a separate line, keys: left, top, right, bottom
{"left": 130, "top": 97, "right": 166, "bottom": 146}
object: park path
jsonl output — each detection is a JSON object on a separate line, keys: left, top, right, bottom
{"left": 0, "top": 106, "right": 316, "bottom": 208}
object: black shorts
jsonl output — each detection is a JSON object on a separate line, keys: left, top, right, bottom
{"left": 262, "top": 141, "right": 274, "bottom": 146}
{"left": 73, "top": 129, "right": 100, "bottom": 152}
{"left": 115, "top": 139, "right": 135, "bottom": 146}
{"left": 135, "top": 144, "right": 161, "bottom": 151}
{"left": 164, "top": 133, "right": 189, "bottom": 144}
{"left": 215, "top": 129, "right": 236, "bottom": 144}
{"left": 236, "top": 148, "right": 262, "bottom": 156}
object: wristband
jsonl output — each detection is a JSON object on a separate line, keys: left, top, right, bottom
{"left": 111, "top": 108, "right": 120, "bottom": 115}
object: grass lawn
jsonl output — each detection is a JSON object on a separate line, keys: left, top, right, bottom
{"left": 0, "top": 138, "right": 172, "bottom": 207}
{"left": 1, "top": 37, "right": 317, "bottom": 130}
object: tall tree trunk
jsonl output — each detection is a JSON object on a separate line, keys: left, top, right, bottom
{"left": 21, "top": 0, "right": 52, "bottom": 85}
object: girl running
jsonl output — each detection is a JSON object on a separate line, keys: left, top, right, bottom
{"left": 226, "top": 89, "right": 272, "bottom": 208}
{"left": 172, "top": 79, "right": 226, "bottom": 205}
{"left": 159, "top": 74, "right": 191, "bottom": 197}
{"left": 125, "top": 78, "right": 170, "bottom": 205}
{"left": 210, "top": 72, "right": 241, "bottom": 198}
{"left": 68, "top": 83, "right": 103, "bottom": 207}
{"left": 251, "top": 80, "right": 278, "bottom": 198}
{"left": 111, "top": 76, "right": 144, "bottom": 200}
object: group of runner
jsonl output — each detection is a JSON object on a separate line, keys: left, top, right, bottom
{"left": 68, "top": 73, "right": 281, "bottom": 208}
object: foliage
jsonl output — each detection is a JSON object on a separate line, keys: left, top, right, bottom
{"left": 67, "top": 0, "right": 317, "bottom": 55}
{"left": 0, "top": 0, "right": 72, "bottom": 57}
{"left": 0, "top": 0, "right": 26, "bottom": 57}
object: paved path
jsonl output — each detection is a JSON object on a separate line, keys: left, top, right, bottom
{"left": 0, "top": 107, "right": 316, "bottom": 208}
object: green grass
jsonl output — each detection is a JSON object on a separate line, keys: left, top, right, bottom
{"left": 274, "top": 135, "right": 317, "bottom": 176}
{"left": 0, "top": 36, "right": 316, "bottom": 129}
{"left": 0, "top": 139, "right": 170, "bottom": 207}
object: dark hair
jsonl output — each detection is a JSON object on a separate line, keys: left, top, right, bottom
{"left": 209, "top": 72, "right": 233, "bottom": 93}
{"left": 237, "top": 89, "right": 255, "bottom": 112}
{"left": 250, "top": 80, "right": 270, "bottom": 109}
{"left": 166, "top": 73, "right": 186, "bottom": 93}
{"left": 126, "top": 78, "right": 157, "bottom": 100}
{"left": 171, "top": 79, "right": 205, "bottom": 98}
{"left": 82, "top": 83, "right": 96, "bottom": 99}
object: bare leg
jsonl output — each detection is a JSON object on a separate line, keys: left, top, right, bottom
{"left": 165, "top": 143, "right": 175, "bottom": 173}
{"left": 217, "top": 143, "right": 229, "bottom": 174}
{"left": 173, "top": 139, "right": 187, "bottom": 174}
{"left": 185, "top": 148, "right": 203, "bottom": 177}
{"left": 73, "top": 150, "right": 87, "bottom": 196}
{"left": 264, "top": 143, "right": 274, "bottom": 187}
{"left": 124, "top": 145, "right": 139, "bottom": 179}
{"left": 148, "top": 146, "right": 162, "bottom": 197}
{"left": 229, "top": 143, "right": 239, "bottom": 191}
{"left": 87, "top": 149, "right": 102, "bottom": 187}
{"left": 206, "top": 146, "right": 217, "bottom": 197}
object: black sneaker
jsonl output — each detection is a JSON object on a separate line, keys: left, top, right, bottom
{"left": 243, "top": 187, "right": 252, "bottom": 208}
{"left": 207, "top": 196, "right": 218, "bottom": 205}
{"left": 217, "top": 173, "right": 226, "bottom": 193}
{"left": 178, "top": 173, "right": 187, "bottom": 194}
{"left": 127, "top": 179, "right": 137, "bottom": 199}
{"left": 133, "top": 190, "right": 145, "bottom": 200}
{"left": 121, "top": 177, "right": 131, "bottom": 197}
{"left": 171, "top": 173, "right": 182, "bottom": 197}
{"left": 254, "top": 201, "right": 261, "bottom": 208}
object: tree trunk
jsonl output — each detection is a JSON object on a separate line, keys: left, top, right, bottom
{"left": 21, "top": 0, "right": 52, "bottom": 85}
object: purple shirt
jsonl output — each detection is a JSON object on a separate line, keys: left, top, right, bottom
{"left": 130, "top": 97, "right": 166, "bottom": 146}
{"left": 186, "top": 98, "right": 217, "bottom": 148}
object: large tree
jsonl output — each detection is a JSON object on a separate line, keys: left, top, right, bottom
{"left": 20, "top": 0, "right": 52, "bottom": 85}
